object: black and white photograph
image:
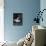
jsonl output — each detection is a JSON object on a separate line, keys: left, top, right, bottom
{"left": 13, "top": 13, "right": 23, "bottom": 25}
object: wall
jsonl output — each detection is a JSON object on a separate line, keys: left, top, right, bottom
{"left": 40, "top": 0, "right": 46, "bottom": 26}
{"left": 0, "top": 0, "right": 4, "bottom": 42}
{"left": 4, "top": 0, "right": 40, "bottom": 42}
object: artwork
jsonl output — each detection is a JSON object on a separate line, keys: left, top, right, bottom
{"left": 13, "top": 13, "right": 23, "bottom": 25}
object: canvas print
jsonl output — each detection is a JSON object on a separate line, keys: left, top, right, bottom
{"left": 13, "top": 13, "right": 23, "bottom": 25}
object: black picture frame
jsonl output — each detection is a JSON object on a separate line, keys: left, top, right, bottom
{"left": 13, "top": 13, "right": 23, "bottom": 26}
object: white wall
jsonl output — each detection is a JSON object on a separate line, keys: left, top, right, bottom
{"left": 0, "top": 0, "right": 4, "bottom": 42}
{"left": 40, "top": 0, "right": 46, "bottom": 27}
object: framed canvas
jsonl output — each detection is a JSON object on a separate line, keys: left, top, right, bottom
{"left": 13, "top": 13, "right": 23, "bottom": 26}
